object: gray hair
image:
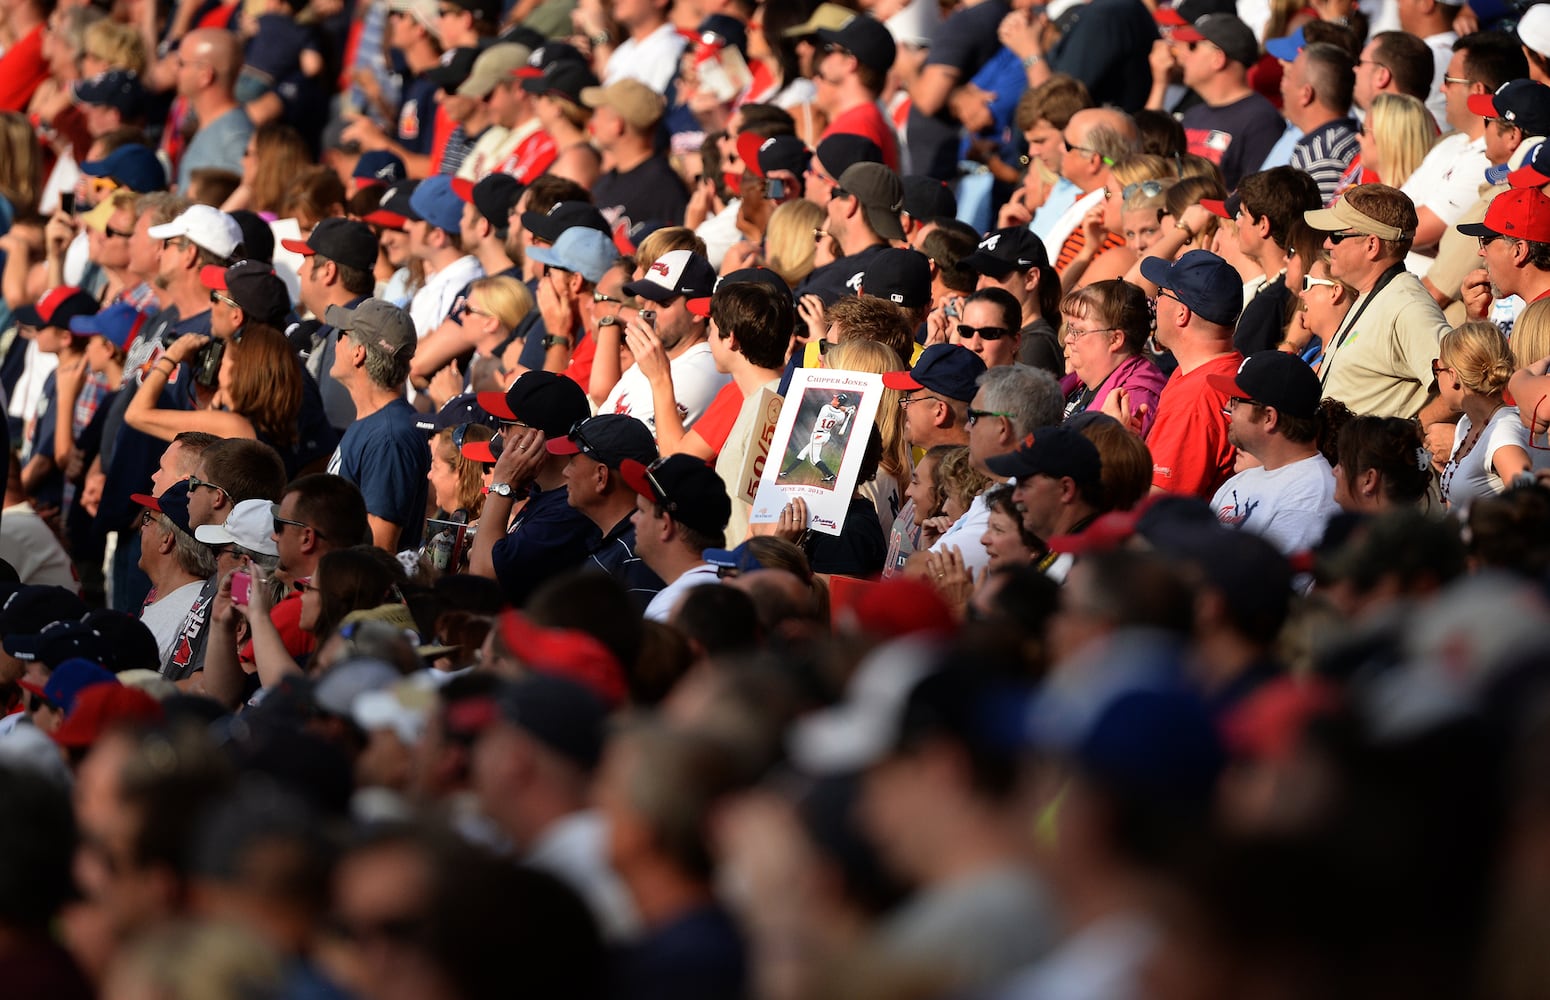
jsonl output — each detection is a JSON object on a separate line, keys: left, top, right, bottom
{"left": 157, "top": 514, "right": 218, "bottom": 579}
{"left": 977, "top": 365, "right": 1065, "bottom": 440}
{"left": 357, "top": 335, "right": 414, "bottom": 390}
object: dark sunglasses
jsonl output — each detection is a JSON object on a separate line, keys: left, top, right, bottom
{"left": 270, "top": 502, "right": 325, "bottom": 539}
{"left": 642, "top": 456, "right": 677, "bottom": 514}
{"left": 957, "top": 324, "right": 1012, "bottom": 341}
{"left": 1327, "top": 231, "right": 1369, "bottom": 245}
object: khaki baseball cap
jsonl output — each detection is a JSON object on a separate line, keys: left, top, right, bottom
{"left": 456, "top": 43, "right": 532, "bottom": 98}
{"left": 783, "top": 2, "right": 855, "bottom": 37}
{"left": 386, "top": 0, "right": 440, "bottom": 38}
{"left": 580, "top": 79, "right": 665, "bottom": 131}
{"left": 1304, "top": 191, "right": 1411, "bottom": 241}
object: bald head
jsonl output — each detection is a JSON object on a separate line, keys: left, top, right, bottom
{"left": 1063, "top": 108, "right": 1140, "bottom": 189}
{"left": 179, "top": 28, "right": 241, "bottom": 92}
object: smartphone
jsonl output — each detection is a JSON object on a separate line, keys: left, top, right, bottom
{"left": 59, "top": 192, "right": 75, "bottom": 215}
{"left": 766, "top": 177, "right": 786, "bottom": 200}
{"left": 641, "top": 309, "right": 657, "bottom": 329}
{"left": 231, "top": 570, "right": 251, "bottom": 605}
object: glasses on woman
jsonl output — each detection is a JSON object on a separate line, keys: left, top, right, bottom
{"left": 1122, "top": 180, "right": 1165, "bottom": 202}
{"left": 1063, "top": 325, "right": 1120, "bottom": 342}
{"left": 957, "top": 324, "right": 1012, "bottom": 341}
{"left": 1303, "top": 275, "right": 1338, "bottom": 292}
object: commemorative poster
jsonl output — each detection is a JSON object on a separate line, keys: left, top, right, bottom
{"left": 750, "top": 369, "right": 882, "bottom": 537}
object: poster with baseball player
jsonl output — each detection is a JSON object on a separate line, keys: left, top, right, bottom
{"left": 750, "top": 369, "right": 882, "bottom": 536}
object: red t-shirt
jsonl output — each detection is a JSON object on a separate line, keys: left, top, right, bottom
{"left": 239, "top": 591, "right": 317, "bottom": 662}
{"left": 0, "top": 25, "right": 49, "bottom": 112}
{"left": 822, "top": 102, "right": 900, "bottom": 171}
{"left": 1146, "top": 352, "right": 1242, "bottom": 498}
{"left": 563, "top": 332, "right": 595, "bottom": 390}
{"left": 494, "top": 129, "right": 559, "bottom": 184}
{"left": 692, "top": 381, "right": 743, "bottom": 458}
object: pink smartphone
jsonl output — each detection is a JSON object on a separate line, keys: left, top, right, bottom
{"left": 231, "top": 570, "right": 251, "bottom": 605}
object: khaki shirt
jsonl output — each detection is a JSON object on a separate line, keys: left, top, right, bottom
{"left": 1319, "top": 269, "right": 1450, "bottom": 418}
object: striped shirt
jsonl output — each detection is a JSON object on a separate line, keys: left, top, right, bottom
{"left": 1291, "top": 117, "right": 1361, "bottom": 206}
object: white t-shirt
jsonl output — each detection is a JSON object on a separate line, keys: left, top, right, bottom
{"left": 1211, "top": 452, "right": 1340, "bottom": 555}
{"left": 0, "top": 503, "right": 77, "bottom": 589}
{"left": 932, "top": 491, "right": 992, "bottom": 575}
{"left": 1401, "top": 132, "right": 1488, "bottom": 237}
{"left": 604, "top": 23, "right": 686, "bottom": 94}
{"left": 644, "top": 563, "right": 720, "bottom": 622}
{"left": 1040, "top": 187, "right": 1103, "bottom": 264}
{"left": 695, "top": 199, "right": 744, "bottom": 271}
{"left": 600, "top": 342, "right": 729, "bottom": 435}
{"left": 455, "top": 124, "right": 513, "bottom": 181}
{"left": 410, "top": 254, "right": 484, "bottom": 338}
{"left": 140, "top": 580, "right": 206, "bottom": 663}
{"left": 1423, "top": 31, "right": 1457, "bottom": 130}
{"left": 1442, "top": 406, "right": 1544, "bottom": 511}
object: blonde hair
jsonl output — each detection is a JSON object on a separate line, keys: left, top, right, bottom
{"left": 825, "top": 338, "right": 911, "bottom": 484}
{"left": 0, "top": 112, "right": 41, "bottom": 214}
{"left": 468, "top": 274, "right": 534, "bottom": 331}
{"left": 1441, "top": 320, "right": 1515, "bottom": 397}
{"left": 1109, "top": 153, "right": 1174, "bottom": 189}
{"left": 935, "top": 445, "right": 991, "bottom": 516}
{"left": 1367, "top": 93, "right": 1436, "bottom": 189}
{"left": 84, "top": 19, "right": 148, "bottom": 75}
{"left": 105, "top": 921, "right": 282, "bottom": 1000}
{"left": 765, "top": 198, "right": 824, "bottom": 287}
{"left": 637, "top": 227, "right": 706, "bottom": 272}
{"left": 433, "top": 425, "right": 490, "bottom": 515}
{"left": 1512, "top": 296, "right": 1550, "bottom": 368}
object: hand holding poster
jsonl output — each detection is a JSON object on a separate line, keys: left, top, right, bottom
{"left": 750, "top": 369, "right": 882, "bottom": 536}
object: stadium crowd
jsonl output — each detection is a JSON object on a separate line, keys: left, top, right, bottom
{"left": 5, "top": 0, "right": 1550, "bottom": 996}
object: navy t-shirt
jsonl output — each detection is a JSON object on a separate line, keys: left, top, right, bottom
{"left": 608, "top": 904, "right": 747, "bottom": 1000}
{"left": 1234, "top": 275, "right": 1294, "bottom": 356}
{"left": 591, "top": 155, "right": 690, "bottom": 231}
{"left": 490, "top": 484, "right": 601, "bottom": 607}
{"left": 24, "top": 370, "right": 63, "bottom": 510}
{"left": 1047, "top": 0, "right": 1160, "bottom": 112}
{"left": 907, "top": 0, "right": 1010, "bottom": 180}
{"left": 1181, "top": 92, "right": 1285, "bottom": 190}
{"left": 327, "top": 397, "right": 430, "bottom": 549}
{"left": 586, "top": 515, "right": 664, "bottom": 612}
{"left": 396, "top": 73, "right": 439, "bottom": 156}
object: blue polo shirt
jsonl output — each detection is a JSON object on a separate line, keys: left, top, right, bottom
{"left": 490, "top": 484, "right": 601, "bottom": 606}
{"left": 586, "top": 514, "right": 664, "bottom": 612}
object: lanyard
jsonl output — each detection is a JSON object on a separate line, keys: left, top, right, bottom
{"left": 1318, "top": 262, "right": 1406, "bottom": 388}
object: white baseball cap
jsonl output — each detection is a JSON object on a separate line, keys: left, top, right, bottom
{"left": 148, "top": 204, "right": 242, "bottom": 259}
{"left": 194, "top": 498, "right": 280, "bottom": 557}
{"left": 1522, "top": 4, "right": 1550, "bottom": 57}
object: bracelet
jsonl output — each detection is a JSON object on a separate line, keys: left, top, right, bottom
{"left": 1021, "top": 52, "right": 1042, "bottom": 69}
{"left": 156, "top": 357, "right": 177, "bottom": 374}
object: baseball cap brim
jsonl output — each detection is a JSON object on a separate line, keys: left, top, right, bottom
{"left": 1264, "top": 34, "right": 1301, "bottom": 61}
{"left": 618, "top": 459, "right": 658, "bottom": 502}
{"left": 687, "top": 296, "right": 711, "bottom": 317}
{"left": 1047, "top": 510, "right": 1141, "bottom": 554}
{"left": 1204, "top": 372, "right": 1249, "bottom": 398}
{"left": 545, "top": 437, "right": 583, "bottom": 456}
{"left": 451, "top": 177, "right": 475, "bottom": 203}
{"left": 1455, "top": 219, "right": 1499, "bottom": 237}
{"left": 621, "top": 278, "right": 678, "bottom": 304}
{"left": 15, "top": 678, "right": 50, "bottom": 703}
{"left": 881, "top": 370, "right": 925, "bottom": 391}
{"left": 464, "top": 440, "right": 500, "bottom": 463}
{"left": 1171, "top": 24, "right": 1204, "bottom": 41}
{"left": 128, "top": 492, "right": 162, "bottom": 512}
{"left": 1138, "top": 255, "right": 1176, "bottom": 288}
{"left": 362, "top": 210, "right": 408, "bottom": 230}
{"left": 199, "top": 265, "right": 230, "bottom": 290}
{"left": 1467, "top": 93, "right": 1500, "bottom": 119}
{"left": 279, "top": 237, "right": 316, "bottom": 256}
{"left": 193, "top": 523, "right": 240, "bottom": 546}
{"left": 1510, "top": 163, "right": 1550, "bottom": 188}
{"left": 736, "top": 131, "right": 767, "bottom": 179}
{"left": 475, "top": 390, "right": 517, "bottom": 420}
{"left": 1201, "top": 199, "right": 1230, "bottom": 220}
{"left": 957, "top": 251, "right": 1017, "bottom": 279}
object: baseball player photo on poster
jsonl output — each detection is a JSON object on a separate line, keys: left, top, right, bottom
{"left": 750, "top": 369, "right": 882, "bottom": 536}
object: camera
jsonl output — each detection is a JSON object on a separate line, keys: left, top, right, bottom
{"left": 159, "top": 326, "right": 225, "bottom": 388}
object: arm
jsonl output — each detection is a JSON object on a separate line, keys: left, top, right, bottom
{"left": 623, "top": 316, "right": 692, "bottom": 452}
{"left": 243, "top": 91, "right": 285, "bottom": 128}
{"left": 124, "top": 340, "right": 258, "bottom": 441}
{"left": 409, "top": 313, "right": 481, "bottom": 380}
{"left": 909, "top": 64, "right": 962, "bottom": 118}
{"left": 239, "top": 567, "right": 303, "bottom": 689}
{"left": 201, "top": 568, "right": 248, "bottom": 709}
{"left": 466, "top": 426, "right": 547, "bottom": 579}
{"left": 588, "top": 321, "right": 625, "bottom": 406}
{"left": 340, "top": 118, "right": 433, "bottom": 178}
{"left": 1492, "top": 444, "right": 1532, "bottom": 484}
{"left": 1412, "top": 207, "right": 1447, "bottom": 252}
{"left": 52, "top": 357, "right": 87, "bottom": 468}
{"left": 367, "top": 514, "right": 402, "bottom": 551}
{"left": 998, "top": 11, "right": 1052, "bottom": 90}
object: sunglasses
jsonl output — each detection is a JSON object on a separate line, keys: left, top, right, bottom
{"left": 270, "top": 502, "right": 325, "bottom": 539}
{"left": 957, "top": 324, "right": 1012, "bottom": 341}
{"left": 566, "top": 417, "right": 604, "bottom": 459}
{"left": 210, "top": 291, "right": 240, "bottom": 309}
{"left": 1327, "top": 231, "right": 1369, "bottom": 245}
{"left": 966, "top": 407, "right": 1015, "bottom": 427}
{"left": 1302, "top": 275, "right": 1338, "bottom": 292}
{"left": 292, "top": 577, "right": 318, "bottom": 595}
{"left": 186, "top": 474, "right": 230, "bottom": 500}
{"left": 105, "top": 225, "right": 135, "bottom": 240}
{"left": 641, "top": 455, "right": 678, "bottom": 514}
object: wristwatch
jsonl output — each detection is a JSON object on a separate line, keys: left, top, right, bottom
{"left": 490, "top": 482, "right": 515, "bottom": 498}
{"left": 543, "top": 334, "right": 573, "bottom": 348}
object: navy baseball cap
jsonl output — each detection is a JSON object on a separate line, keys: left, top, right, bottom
{"left": 15, "top": 286, "right": 99, "bottom": 331}
{"left": 703, "top": 539, "right": 764, "bottom": 574}
{"left": 414, "top": 392, "right": 501, "bottom": 433}
{"left": 737, "top": 132, "right": 810, "bottom": 179}
{"left": 861, "top": 247, "right": 932, "bottom": 308}
{"left": 201, "top": 260, "right": 291, "bottom": 326}
{"left": 881, "top": 344, "right": 986, "bottom": 402}
{"left": 478, "top": 370, "right": 590, "bottom": 437}
{"left": 546, "top": 413, "right": 660, "bottom": 467}
{"left": 452, "top": 173, "right": 525, "bottom": 231}
{"left": 519, "top": 59, "right": 599, "bottom": 103}
{"left": 1139, "top": 249, "right": 1244, "bottom": 327}
{"left": 816, "top": 13, "right": 897, "bottom": 74}
{"left": 80, "top": 143, "right": 165, "bottom": 193}
{"left": 73, "top": 70, "right": 147, "bottom": 116}
{"left": 902, "top": 175, "right": 957, "bottom": 222}
{"left": 814, "top": 133, "right": 884, "bottom": 181}
{"left": 521, "top": 200, "right": 610, "bottom": 242}
{"left": 353, "top": 150, "right": 408, "bottom": 187}
{"left": 8, "top": 620, "right": 110, "bottom": 666}
{"left": 17, "top": 658, "right": 117, "bottom": 713}
{"left": 280, "top": 217, "right": 380, "bottom": 273}
{"left": 129, "top": 479, "right": 196, "bottom": 536}
{"left": 620, "top": 455, "right": 732, "bottom": 537}
{"left": 425, "top": 46, "right": 480, "bottom": 91}
{"left": 366, "top": 180, "right": 417, "bottom": 229}
{"left": 984, "top": 425, "right": 1103, "bottom": 485}
{"left": 80, "top": 609, "right": 162, "bottom": 672}
{"left": 1205, "top": 350, "right": 1322, "bottom": 420}
{"left": 0, "top": 586, "right": 89, "bottom": 641}
{"left": 1468, "top": 79, "right": 1550, "bottom": 139}
{"left": 958, "top": 227, "right": 1050, "bottom": 279}
{"left": 687, "top": 265, "right": 790, "bottom": 317}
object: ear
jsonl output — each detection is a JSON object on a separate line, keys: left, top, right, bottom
{"left": 1358, "top": 466, "right": 1380, "bottom": 497}
{"left": 1024, "top": 267, "right": 1041, "bottom": 296}
{"left": 1057, "top": 476, "right": 1079, "bottom": 504}
{"left": 158, "top": 528, "right": 176, "bottom": 556}
{"left": 1374, "top": 64, "right": 1393, "bottom": 89}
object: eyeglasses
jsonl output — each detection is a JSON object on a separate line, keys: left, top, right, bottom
{"left": 820, "top": 42, "right": 851, "bottom": 57}
{"left": 1443, "top": 74, "right": 1471, "bottom": 87}
{"left": 566, "top": 417, "right": 602, "bottom": 459}
{"left": 162, "top": 236, "right": 191, "bottom": 250}
{"left": 139, "top": 509, "right": 157, "bottom": 527}
{"left": 1156, "top": 288, "right": 1182, "bottom": 307}
{"left": 1220, "top": 395, "right": 1261, "bottom": 417}
{"left": 293, "top": 577, "right": 318, "bottom": 594}
{"left": 271, "top": 502, "right": 325, "bottom": 539}
{"left": 1302, "top": 275, "right": 1338, "bottom": 292}
{"left": 210, "top": 291, "right": 240, "bottom": 309}
{"left": 210, "top": 545, "right": 240, "bottom": 560}
{"left": 1063, "top": 325, "right": 1120, "bottom": 342}
{"left": 966, "top": 407, "right": 1016, "bottom": 427}
{"left": 436, "top": 4, "right": 460, "bottom": 14}
{"left": 1122, "top": 180, "right": 1165, "bottom": 201}
{"left": 1327, "top": 231, "right": 1370, "bottom": 245}
{"left": 1477, "top": 233, "right": 1510, "bottom": 250}
{"left": 457, "top": 301, "right": 493, "bottom": 319}
{"left": 899, "top": 393, "right": 942, "bottom": 408}
{"left": 105, "top": 225, "right": 135, "bottom": 240}
{"left": 1060, "top": 135, "right": 1113, "bottom": 164}
{"left": 186, "top": 474, "right": 230, "bottom": 501}
{"left": 1431, "top": 359, "right": 1454, "bottom": 378}
{"left": 957, "top": 324, "right": 1012, "bottom": 341}
{"left": 641, "top": 456, "right": 677, "bottom": 514}
{"left": 830, "top": 185, "right": 849, "bottom": 201}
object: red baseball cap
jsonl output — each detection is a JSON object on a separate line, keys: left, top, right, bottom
{"left": 498, "top": 610, "right": 627, "bottom": 707}
{"left": 51, "top": 683, "right": 165, "bottom": 748}
{"left": 1457, "top": 186, "right": 1550, "bottom": 244}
